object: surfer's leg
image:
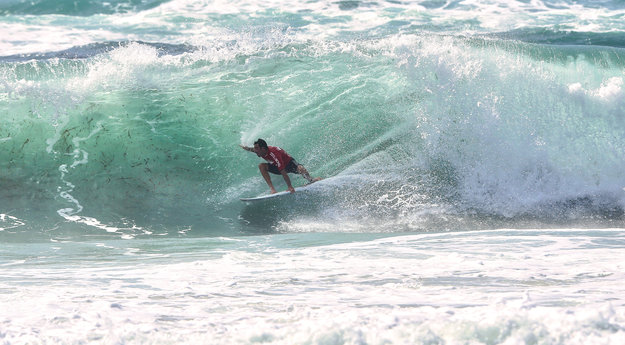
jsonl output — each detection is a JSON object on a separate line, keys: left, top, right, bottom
{"left": 259, "top": 163, "right": 277, "bottom": 193}
{"left": 296, "top": 164, "right": 316, "bottom": 183}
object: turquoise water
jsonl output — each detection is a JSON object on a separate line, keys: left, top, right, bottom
{"left": 1, "top": 0, "right": 625, "bottom": 343}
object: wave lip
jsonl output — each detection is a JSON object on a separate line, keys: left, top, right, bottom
{"left": 488, "top": 28, "right": 625, "bottom": 48}
{"left": 0, "top": 41, "right": 197, "bottom": 62}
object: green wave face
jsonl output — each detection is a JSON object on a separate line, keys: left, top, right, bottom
{"left": 2, "top": 35, "right": 625, "bottom": 239}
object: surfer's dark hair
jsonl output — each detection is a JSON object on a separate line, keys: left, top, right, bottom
{"left": 254, "top": 139, "right": 268, "bottom": 149}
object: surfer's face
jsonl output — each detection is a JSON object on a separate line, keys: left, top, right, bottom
{"left": 253, "top": 144, "right": 266, "bottom": 157}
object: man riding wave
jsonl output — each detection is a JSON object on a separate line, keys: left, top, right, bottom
{"left": 240, "top": 139, "right": 321, "bottom": 194}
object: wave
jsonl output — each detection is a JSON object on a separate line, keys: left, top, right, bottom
{"left": 1, "top": 34, "right": 624, "bottom": 240}
{"left": 0, "top": 0, "right": 169, "bottom": 16}
{"left": 488, "top": 28, "right": 625, "bottom": 49}
{"left": 0, "top": 41, "right": 197, "bottom": 62}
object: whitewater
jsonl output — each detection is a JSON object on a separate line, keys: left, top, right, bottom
{"left": 1, "top": 0, "right": 625, "bottom": 343}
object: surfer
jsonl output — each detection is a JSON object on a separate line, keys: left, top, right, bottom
{"left": 240, "top": 139, "right": 321, "bottom": 194}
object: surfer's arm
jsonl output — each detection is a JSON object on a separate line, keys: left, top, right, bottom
{"left": 239, "top": 144, "right": 254, "bottom": 152}
{"left": 280, "top": 169, "right": 295, "bottom": 193}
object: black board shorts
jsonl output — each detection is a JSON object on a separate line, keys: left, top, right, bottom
{"left": 267, "top": 159, "right": 300, "bottom": 175}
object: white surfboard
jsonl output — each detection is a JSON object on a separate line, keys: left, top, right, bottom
{"left": 240, "top": 179, "right": 322, "bottom": 202}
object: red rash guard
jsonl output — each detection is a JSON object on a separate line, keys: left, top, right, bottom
{"left": 262, "top": 146, "right": 293, "bottom": 171}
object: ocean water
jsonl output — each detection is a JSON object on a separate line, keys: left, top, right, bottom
{"left": 2, "top": 0, "right": 625, "bottom": 343}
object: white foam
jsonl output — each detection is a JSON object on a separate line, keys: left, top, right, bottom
{"left": 569, "top": 76, "right": 624, "bottom": 102}
{"left": 1, "top": 230, "right": 625, "bottom": 343}
{"left": 67, "top": 42, "right": 171, "bottom": 94}
{"left": 3, "top": 0, "right": 625, "bottom": 57}
{"left": 0, "top": 214, "right": 25, "bottom": 232}
{"left": 0, "top": 21, "right": 123, "bottom": 56}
